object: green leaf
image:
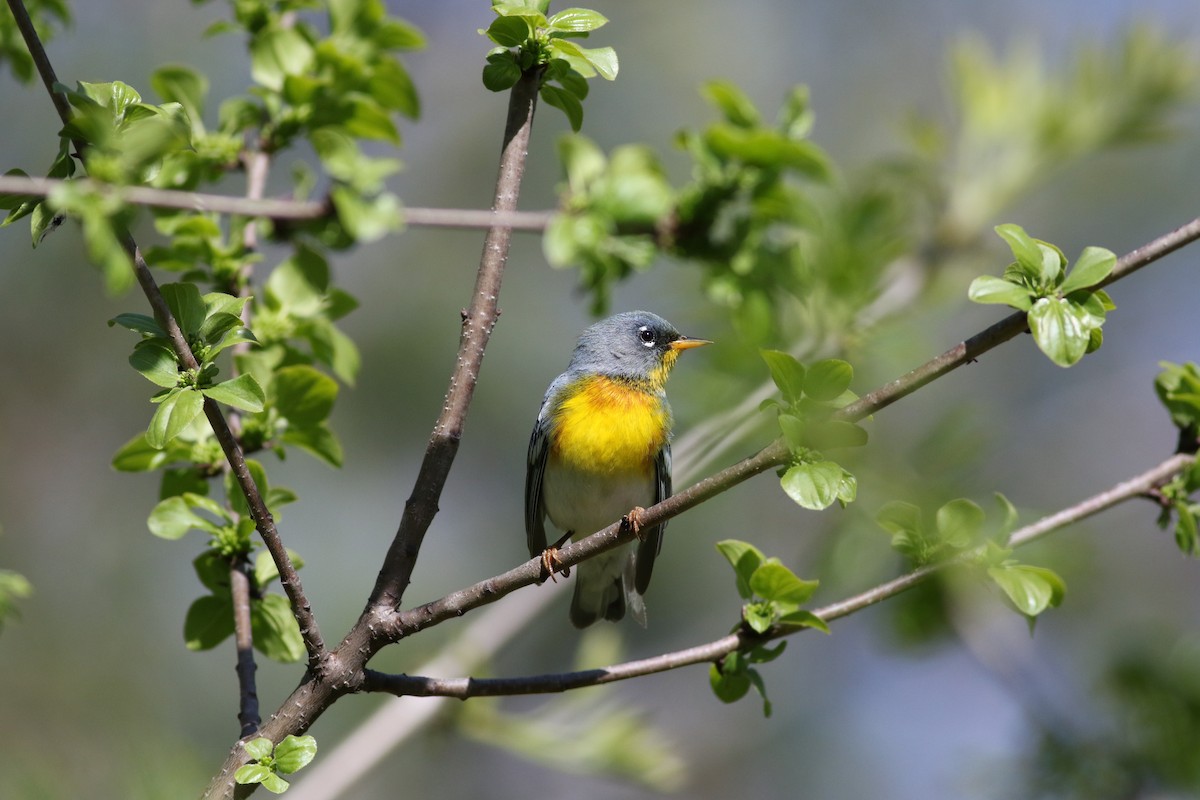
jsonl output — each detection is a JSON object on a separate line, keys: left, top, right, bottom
{"left": 1028, "top": 296, "right": 1089, "bottom": 367}
{"left": 282, "top": 423, "right": 344, "bottom": 468}
{"left": 147, "top": 495, "right": 202, "bottom": 540}
{"left": 274, "top": 734, "right": 318, "bottom": 774}
{"left": 703, "top": 125, "right": 829, "bottom": 178}
{"left": 112, "top": 432, "right": 171, "bottom": 472}
{"left": 547, "top": 8, "right": 608, "bottom": 32}
{"left": 778, "top": 609, "right": 831, "bottom": 633}
{"left": 967, "top": 275, "right": 1033, "bottom": 309}
{"left": 482, "top": 51, "right": 522, "bottom": 92}
{"left": 261, "top": 773, "right": 290, "bottom": 794}
{"left": 273, "top": 365, "right": 338, "bottom": 426}
{"left": 803, "top": 359, "right": 852, "bottom": 401}
{"left": 193, "top": 550, "right": 231, "bottom": 595}
{"left": 250, "top": 26, "right": 314, "bottom": 91}
{"left": 243, "top": 737, "right": 274, "bottom": 761}
{"left": 226, "top": 459, "right": 269, "bottom": 520}
{"left": 743, "top": 601, "right": 774, "bottom": 634}
{"left": 147, "top": 388, "right": 205, "bottom": 449}
{"left": 540, "top": 84, "right": 584, "bottom": 131}
{"left": 129, "top": 340, "right": 180, "bottom": 388}
{"left": 1060, "top": 246, "right": 1116, "bottom": 294}
{"left": 760, "top": 350, "right": 805, "bottom": 404}
{"left": 183, "top": 594, "right": 234, "bottom": 650}
{"left": 702, "top": 80, "right": 761, "bottom": 128}
{"left": 484, "top": 15, "right": 531, "bottom": 47}
{"left": 780, "top": 461, "right": 844, "bottom": 510}
{"left": 151, "top": 64, "right": 208, "bottom": 129}
{"left": 715, "top": 539, "right": 764, "bottom": 600}
{"left": 251, "top": 593, "right": 305, "bottom": 662}
{"left": 161, "top": 282, "right": 208, "bottom": 338}
{"left": 876, "top": 500, "right": 922, "bottom": 537}
{"left": 235, "top": 764, "right": 271, "bottom": 786}
{"left": 994, "top": 223, "right": 1044, "bottom": 276}
{"left": 776, "top": 414, "right": 805, "bottom": 451}
{"left": 109, "top": 312, "right": 167, "bottom": 337}
{"left": 709, "top": 663, "right": 751, "bottom": 704}
{"left": 254, "top": 548, "right": 305, "bottom": 590}
{"left": 748, "top": 562, "right": 818, "bottom": 605}
{"left": 935, "top": 498, "right": 985, "bottom": 547}
{"left": 987, "top": 564, "right": 1066, "bottom": 617}
{"left": 203, "top": 374, "right": 265, "bottom": 413}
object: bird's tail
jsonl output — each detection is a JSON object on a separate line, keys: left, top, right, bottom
{"left": 569, "top": 550, "right": 646, "bottom": 628}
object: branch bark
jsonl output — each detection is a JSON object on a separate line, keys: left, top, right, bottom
{"left": 0, "top": 172, "right": 555, "bottom": 231}
{"left": 230, "top": 557, "right": 261, "bottom": 737}
{"left": 368, "top": 67, "right": 542, "bottom": 611}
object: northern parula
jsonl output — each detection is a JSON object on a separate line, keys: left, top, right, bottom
{"left": 525, "top": 311, "right": 710, "bottom": 627}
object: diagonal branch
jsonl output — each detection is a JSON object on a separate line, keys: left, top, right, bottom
{"left": 840, "top": 214, "right": 1200, "bottom": 421}
{"left": 5, "top": 0, "right": 325, "bottom": 664}
{"left": 363, "top": 452, "right": 1194, "bottom": 699}
{"left": 367, "top": 67, "right": 542, "bottom": 612}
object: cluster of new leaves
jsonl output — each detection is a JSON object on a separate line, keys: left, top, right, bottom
{"left": 543, "top": 135, "right": 673, "bottom": 312}
{"left": 709, "top": 539, "right": 828, "bottom": 716}
{"left": 480, "top": 0, "right": 617, "bottom": 131}
{"left": 1153, "top": 361, "right": 1200, "bottom": 554}
{"left": 970, "top": 223, "right": 1116, "bottom": 367}
{"left": 878, "top": 495, "right": 1066, "bottom": 621}
{"left": 759, "top": 350, "right": 865, "bottom": 510}
{"left": 113, "top": 283, "right": 263, "bottom": 444}
{"left": 4, "top": 0, "right": 424, "bottom": 664}
{"left": 236, "top": 735, "right": 317, "bottom": 794}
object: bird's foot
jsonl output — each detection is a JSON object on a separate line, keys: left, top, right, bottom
{"left": 540, "top": 531, "right": 574, "bottom": 582}
{"left": 621, "top": 506, "right": 649, "bottom": 540}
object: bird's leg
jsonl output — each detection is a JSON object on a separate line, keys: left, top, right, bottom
{"left": 621, "top": 507, "right": 649, "bottom": 541}
{"left": 540, "top": 531, "right": 573, "bottom": 582}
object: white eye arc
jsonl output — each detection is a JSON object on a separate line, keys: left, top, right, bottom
{"left": 637, "top": 326, "right": 655, "bottom": 347}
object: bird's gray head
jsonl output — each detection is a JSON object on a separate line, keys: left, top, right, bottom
{"left": 568, "top": 311, "right": 709, "bottom": 386}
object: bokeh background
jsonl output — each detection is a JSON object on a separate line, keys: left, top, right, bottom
{"left": 2, "top": 1, "right": 1200, "bottom": 798}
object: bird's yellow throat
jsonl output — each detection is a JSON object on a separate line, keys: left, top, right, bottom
{"left": 549, "top": 375, "right": 670, "bottom": 475}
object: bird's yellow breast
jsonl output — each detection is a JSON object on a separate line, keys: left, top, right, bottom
{"left": 550, "top": 375, "right": 669, "bottom": 475}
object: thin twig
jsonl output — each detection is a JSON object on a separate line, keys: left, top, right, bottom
{"left": 230, "top": 557, "right": 261, "bottom": 737}
{"left": 0, "top": 173, "right": 555, "bottom": 231}
{"left": 363, "top": 452, "right": 1193, "bottom": 699}
{"left": 6, "top": 0, "right": 326, "bottom": 665}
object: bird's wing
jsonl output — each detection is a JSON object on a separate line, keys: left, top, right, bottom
{"left": 634, "top": 440, "right": 671, "bottom": 594}
{"left": 524, "top": 377, "right": 564, "bottom": 558}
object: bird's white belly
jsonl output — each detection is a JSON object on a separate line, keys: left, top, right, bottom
{"left": 542, "top": 458, "right": 655, "bottom": 539}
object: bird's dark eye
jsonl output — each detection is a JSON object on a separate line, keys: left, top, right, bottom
{"left": 637, "top": 327, "right": 655, "bottom": 346}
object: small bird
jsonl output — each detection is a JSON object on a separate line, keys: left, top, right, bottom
{"left": 525, "top": 311, "right": 711, "bottom": 627}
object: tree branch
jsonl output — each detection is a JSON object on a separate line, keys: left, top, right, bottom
{"left": 839, "top": 214, "right": 1200, "bottom": 421}
{"left": 362, "top": 452, "right": 1194, "bottom": 700}
{"left": 0, "top": 173, "right": 555, "bottom": 231}
{"left": 230, "top": 556, "right": 261, "bottom": 737}
{"left": 5, "top": 0, "right": 325, "bottom": 665}
{"left": 367, "top": 67, "right": 542, "bottom": 611}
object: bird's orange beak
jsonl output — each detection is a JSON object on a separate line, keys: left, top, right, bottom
{"left": 670, "top": 336, "right": 712, "bottom": 351}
